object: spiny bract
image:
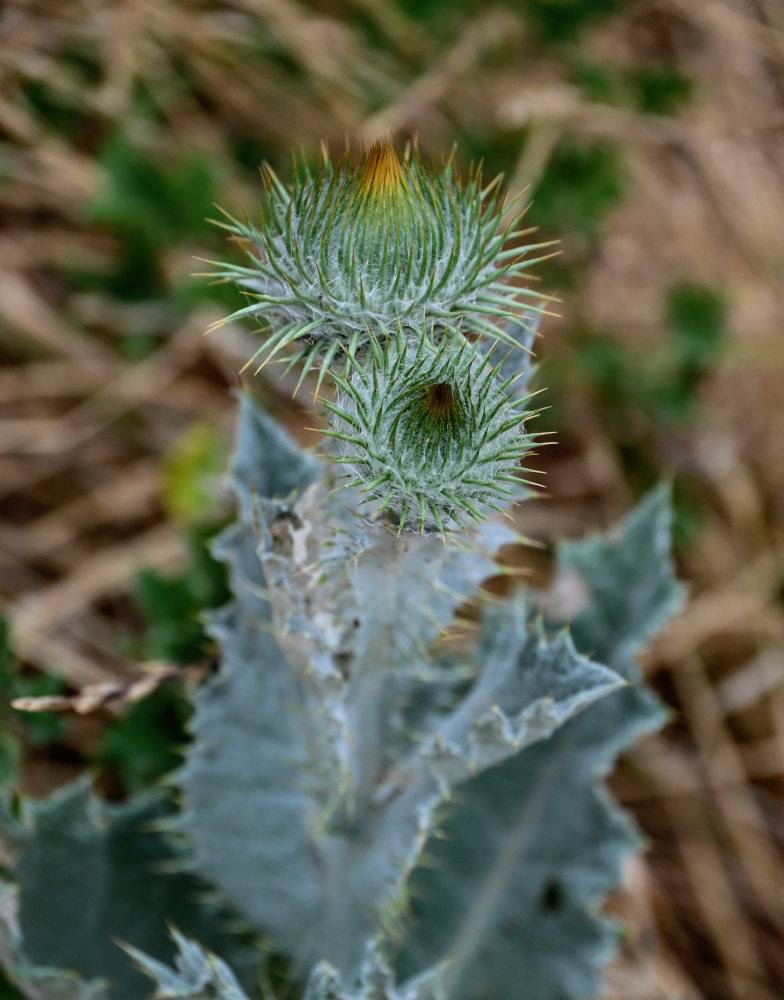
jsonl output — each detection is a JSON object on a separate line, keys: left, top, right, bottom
{"left": 323, "top": 327, "right": 537, "bottom": 533}
{"left": 209, "top": 140, "right": 552, "bottom": 380}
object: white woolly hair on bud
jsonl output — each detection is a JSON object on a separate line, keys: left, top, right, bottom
{"left": 321, "top": 326, "right": 539, "bottom": 534}
{"left": 206, "top": 139, "right": 554, "bottom": 385}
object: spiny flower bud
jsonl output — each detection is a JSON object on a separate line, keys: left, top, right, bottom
{"left": 209, "top": 140, "right": 552, "bottom": 380}
{"left": 322, "top": 328, "right": 537, "bottom": 534}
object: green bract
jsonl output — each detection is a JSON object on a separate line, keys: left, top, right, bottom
{"left": 323, "top": 329, "right": 536, "bottom": 533}
{"left": 209, "top": 141, "right": 551, "bottom": 379}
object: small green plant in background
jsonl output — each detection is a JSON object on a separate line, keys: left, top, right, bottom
{"left": 60, "top": 133, "right": 223, "bottom": 321}
{"left": 570, "top": 59, "right": 695, "bottom": 115}
{"left": 545, "top": 279, "right": 727, "bottom": 549}
{"left": 98, "top": 452, "right": 230, "bottom": 796}
{"left": 0, "top": 622, "right": 67, "bottom": 791}
{"left": 0, "top": 142, "right": 683, "bottom": 1000}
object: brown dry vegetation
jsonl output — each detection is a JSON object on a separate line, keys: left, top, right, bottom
{"left": 1, "top": 1, "right": 783, "bottom": 998}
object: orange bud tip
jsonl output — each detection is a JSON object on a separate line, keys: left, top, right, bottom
{"left": 360, "top": 139, "right": 404, "bottom": 197}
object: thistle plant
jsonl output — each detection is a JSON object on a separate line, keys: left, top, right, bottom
{"left": 325, "top": 327, "right": 536, "bottom": 532}
{"left": 0, "top": 142, "right": 683, "bottom": 1000}
{"left": 208, "top": 140, "right": 553, "bottom": 379}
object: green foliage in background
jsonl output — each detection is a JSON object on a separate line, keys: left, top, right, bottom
{"left": 525, "top": 0, "right": 624, "bottom": 43}
{"left": 131, "top": 526, "right": 229, "bottom": 666}
{"left": 571, "top": 59, "right": 695, "bottom": 115}
{"left": 544, "top": 280, "right": 726, "bottom": 547}
{"left": 0, "top": 622, "right": 67, "bottom": 791}
{"left": 94, "top": 521, "right": 229, "bottom": 796}
{"left": 530, "top": 140, "right": 626, "bottom": 246}
{"left": 94, "top": 426, "right": 229, "bottom": 797}
{"left": 570, "top": 280, "right": 727, "bottom": 431}
{"left": 162, "top": 424, "right": 227, "bottom": 526}
{"left": 392, "top": 0, "right": 628, "bottom": 42}
{"left": 62, "top": 134, "right": 220, "bottom": 308}
{"left": 93, "top": 685, "right": 190, "bottom": 797}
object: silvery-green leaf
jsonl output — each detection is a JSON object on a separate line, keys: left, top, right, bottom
{"left": 7, "top": 781, "right": 252, "bottom": 1000}
{"left": 229, "top": 392, "right": 321, "bottom": 523}
{"left": 181, "top": 400, "right": 516, "bottom": 975}
{"left": 395, "top": 488, "right": 683, "bottom": 1000}
{"left": 407, "top": 600, "right": 623, "bottom": 788}
{"left": 178, "top": 518, "right": 323, "bottom": 961}
{"left": 180, "top": 394, "right": 634, "bottom": 985}
{"left": 0, "top": 883, "right": 109, "bottom": 1000}
{"left": 556, "top": 484, "right": 685, "bottom": 679}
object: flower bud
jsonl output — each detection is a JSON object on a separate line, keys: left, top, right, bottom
{"left": 322, "top": 328, "right": 537, "bottom": 533}
{"left": 211, "top": 141, "right": 551, "bottom": 380}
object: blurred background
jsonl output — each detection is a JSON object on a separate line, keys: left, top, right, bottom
{"left": 1, "top": 1, "right": 783, "bottom": 997}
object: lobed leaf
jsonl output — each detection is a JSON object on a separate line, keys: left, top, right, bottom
{"left": 179, "top": 396, "right": 624, "bottom": 985}
{"left": 394, "top": 488, "right": 683, "bottom": 1000}
{"left": 8, "top": 781, "right": 254, "bottom": 1000}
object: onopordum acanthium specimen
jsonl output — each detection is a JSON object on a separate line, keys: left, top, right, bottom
{"left": 324, "top": 328, "right": 538, "bottom": 531}
{"left": 0, "top": 142, "right": 683, "bottom": 1000}
{"left": 209, "top": 140, "right": 555, "bottom": 380}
